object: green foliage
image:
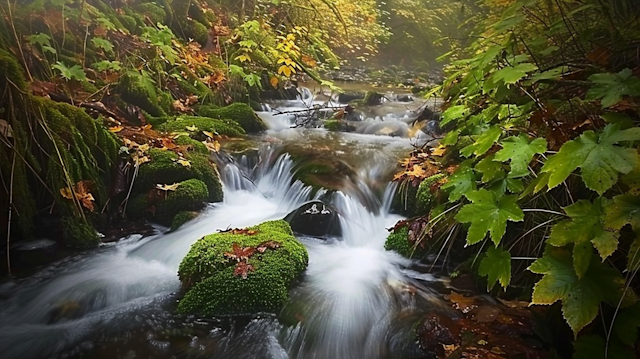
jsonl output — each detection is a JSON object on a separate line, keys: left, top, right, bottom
{"left": 177, "top": 220, "right": 308, "bottom": 315}
{"left": 52, "top": 62, "right": 87, "bottom": 81}
{"left": 478, "top": 246, "right": 511, "bottom": 290}
{"left": 586, "top": 69, "right": 640, "bottom": 108}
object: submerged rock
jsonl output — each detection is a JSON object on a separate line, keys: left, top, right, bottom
{"left": 11, "top": 238, "right": 57, "bottom": 266}
{"left": 284, "top": 200, "right": 342, "bottom": 238}
{"left": 177, "top": 220, "right": 308, "bottom": 316}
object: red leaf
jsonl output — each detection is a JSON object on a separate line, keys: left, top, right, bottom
{"left": 233, "top": 262, "right": 255, "bottom": 279}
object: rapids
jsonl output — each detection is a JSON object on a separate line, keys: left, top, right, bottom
{"left": 0, "top": 89, "right": 447, "bottom": 359}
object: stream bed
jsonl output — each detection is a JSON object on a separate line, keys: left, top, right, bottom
{"left": 0, "top": 89, "right": 451, "bottom": 359}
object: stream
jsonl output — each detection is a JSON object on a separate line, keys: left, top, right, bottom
{"left": 0, "top": 88, "right": 450, "bottom": 359}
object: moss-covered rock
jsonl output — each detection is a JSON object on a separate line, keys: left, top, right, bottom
{"left": 174, "top": 134, "right": 209, "bottom": 154}
{"left": 323, "top": 119, "right": 342, "bottom": 131}
{"left": 171, "top": 211, "right": 199, "bottom": 231}
{"left": 0, "top": 49, "right": 27, "bottom": 90}
{"left": 135, "top": 148, "right": 223, "bottom": 203}
{"left": 185, "top": 19, "right": 209, "bottom": 45}
{"left": 62, "top": 217, "right": 100, "bottom": 248}
{"left": 117, "top": 71, "right": 167, "bottom": 117}
{"left": 415, "top": 174, "right": 446, "bottom": 215}
{"left": 197, "top": 103, "right": 267, "bottom": 134}
{"left": 156, "top": 178, "right": 209, "bottom": 224}
{"left": 384, "top": 225, "right": 426, "bottom": 259}
{"left": 158, "top": 115, "right": 245, "bottom": 137}
{"left": 177, "top": 220, "right": 308, "bottom": 315}
{"left": 134, "top": 2, "right": 167, "bottom": 24}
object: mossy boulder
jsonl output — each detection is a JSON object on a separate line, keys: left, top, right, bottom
{"left": 197, "top": 103, "right": 267, "bottom": 134}
{"left": 158, "top": 115, "right": 245, "bottom": 137}
{"left": 170, "top": 211, "right": 199, "bottom": 231}
{"left": 174, "top": 134, "right": 209, "bottom": 154}
{"left": 134, "top": 2, "right": 167, "bottom": 24}
{"left": 177, "top": 220, "right": 309, "bottom": 315}
{"left": 415, "top": 174, "right": 446, "bottom": 215}
{"left": 135, "top": 148, "right": 223, "bottom": 203}
{"left": 384, "top": 225, "right": 427, "bottom": 259}
{"left": 285, "top": 145, "right": 357, "bottom": 191}
{"left": 323, "top": 119, "right": 342, "bottom": 131}
{"left": 61, "top": 217, "right": 100, "bottom": 248}
{"left": 117, "top": 71, "right": 167, "bottom": 117}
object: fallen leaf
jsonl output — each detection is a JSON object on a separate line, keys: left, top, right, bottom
{"left": 203, "top": 139, "right": 220, "bottom": 152}
{"left": 59, "top": 180, "right": 95, "bottom": 211}
{"left": 156, "top": 183, "right": 180, "bottom": 191}
{"left": 233, "top": 261, "right": 255, "bottom": 279}
{"left": 109, "top": 126, "right": 124, "bottom": 133}
{"left": 446, "top": 292, "right": 477, "bottom": 313}
{"left": 185, "top": 125, "right": 198, "bottom": 131}
{"left": 176, "top": 158, "right": 191, "bottom": 167}
{"left": 202, "top": 130, "right": 214, "bottom": 138}
{"left": 224, "top": 242, "right": 256, "bottom": 262}
{"left": 270, "top": 76, "right": 279, "bottom": 88}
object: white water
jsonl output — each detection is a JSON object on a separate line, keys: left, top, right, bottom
{"left": 0, "top": 91, "right": 441, "bottom": 359}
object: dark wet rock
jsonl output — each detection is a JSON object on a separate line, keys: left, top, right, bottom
{"left": 396, "top": 94, "right": 413, "bottom": 102}
{"left": 363, "top": 91, "right": 384, "bottom": 106}
{"left": 285, "top": 144, "right": 358, "bottom": 191}
{"left": 417, "top": 313, "right": 460, "bottom": 355}
{"left": 284, "top": 200, "right": 342, "bottom": 238}
{"left": 11, "top": 238, "right": 57, "bottom": 266}
{"left": 337, "top": 92, "right": 365, "bottom": 103}
{"left": 0, "top": 280, "right": 17, "bottom": 299}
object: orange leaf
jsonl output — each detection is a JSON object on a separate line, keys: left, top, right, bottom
{"left": 109, "top": 126, "right": 123, "bottom": 133}
{"left": 270, "top": 76, "right": 279, "bottom": 88}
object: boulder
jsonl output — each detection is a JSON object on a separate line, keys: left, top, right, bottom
{"left": 337, "top": 92, "right": 365, "bottom": 103}
{"left": 284, "top": 200, "right": 342, "bottom": 238}
{"left": 177, "top": 220, "right": 308, "bottom": 316}
{"left": 11, "top": 238, "right": 57, "bottom": 266}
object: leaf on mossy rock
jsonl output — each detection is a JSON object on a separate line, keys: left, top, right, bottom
{"left": 541, "top": 124, "right": 640, "bottom": 194}
{"left": 156, "top": 183, "right": 180, "bottom": 191}
{"left": 233, "top": 261, "right": 255, "bottom": 279}
{"left": 529, "top": 248, "right": 631, "bottom": 336}
{"left": 455, "top": 189, "right": 524, "bottom": 246}
{"left": 493, "top": 135, "right": 547, "bottom": 178}
{"left": 548, "top": 199, "right": 618, "bottom": 277}
{"left": 224, "top": 242, "right": 255, "bottom": 262}
{"left": 478, "top": 246, "right": 511, "bottom": 290}
{"left": 60, "top": 180, "right": 95, "bottom": 212}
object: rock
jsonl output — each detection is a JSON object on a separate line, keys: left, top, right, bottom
{"left": 197, "top": 103, "right": 267, "bottom": 134}
{"left": 11, "top": 238, "right": 57, "bottom": 266}
{"left": 416, "top": 313, "right": 460, "bottom": 356}
{"left": 284, "top": 201, "right": 342, "bottom": 238}
{"left": 337, "top": 92, "right": 365, "bottom": 103}
{"left": 384, "top": 224, "right": 427, "bottom": 259}
{"left": 363, "top": 91, "right": 384, "bottom": 106}
{"left": 396, "top": 94, "right": 413, "bottom": 102}
{"left": 177, "top": 220, "right": 308, "bottom": 316}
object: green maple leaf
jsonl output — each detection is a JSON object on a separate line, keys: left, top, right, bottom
{"left": 548, "top": 199, "right": 618, "bottom": 277}
{"left": 475, "top": 154, "right": 504, "bottom": 182}
{"left": 529, "top": 248, "right": 629, "bottom": 336}
{"left": 586, "top": 69, "right": 640, "bottom": 108}
{"left": 621, "top": 163, "right": 640, "bottom": 195}
{"left": 52, "top": 62, "right": 87, "bottom": 81}
{"left": 26, "top": 33, "right": 51, "bottom": 47}
{"left": 441, "top": 161, "right": 477, "bottom": 201}
{"left": 493, "top": 135, "right": 547, "bottom": 178}
{"left": 478, "top": 246, "right": 511, "bottom": 290}
{"left": 91, "top": 37, "right": 114, "bottom": 53}
{"left": 541, "top": 124, "right": 640, "bottom": 195}
{"left": 604, "top": 194, "right": 640, "bottom": 231}
{"left": 441, "top": 105, "right": 469, "bottom": 126}
{"left": 491, "top": 63, "right": 538, "bottom": 85}
{"left": 460, "top": 126, "right": 502, "bottom": 157}
{"left": 455, "top": 189, "right": 524, "bottom": 245}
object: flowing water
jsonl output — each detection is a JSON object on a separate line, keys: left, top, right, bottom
{"left": 0, "top": 90, "right": 448, "bottom": 359}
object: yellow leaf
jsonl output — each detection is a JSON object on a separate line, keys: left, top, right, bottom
{"left": 134, "top": 155, "right": 150, "bottom": 166}
{"left": 270, "top": 76, "right": 279, "bottom": 88}
{"left": 203, "top": 140, "right": 220, "bottom": 153}
{"left": 176, "top": 159, "right": 191, "bottom": 167}
{"left": 156, "top": 183, "right": 181, "bottom": 191}
{"left": 60, "top": 187, "right": 74, "bottom": 200}
{"left": 301, "top": 55, "right": 317, "bottom": 67}
{"left": 234, "top": 54, "right": 251, "bottom": 63}
{"left": 278, "top": 65, "right": 292, "bottom": 77}
{"left": 185, "top": 125, "right": 198, "bottom": 131}
{"left": 430, "top": 145, "right": 447, "bottom": 156}
{"left": 202, "top": 130, "right": 215, "bottom": 138}
{"left": 109, "top": 126, "right": 123, "bottom": 133}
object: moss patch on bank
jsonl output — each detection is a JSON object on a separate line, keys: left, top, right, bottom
{"left": 197, "top": 103, "right": 267, "bottom": 134}
{"left": 177, "top": 220, "right": 308, "bottom": 315}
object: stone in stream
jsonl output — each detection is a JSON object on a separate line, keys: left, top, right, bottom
{"left": 284, "top": 200, "right": 342, "bottom": 238}
{"left": 337, "top": 91, "right": 365, "bottom": 103}
{"left": 10, "top": 238, "right": 57, "bottom": 267}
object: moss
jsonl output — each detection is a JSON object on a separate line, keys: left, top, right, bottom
{"left": 174, "top": 135, "right": 209, "bottom": 154}
{"left": 416, "top": 174, "right": 446, "bottom": 215}
{"left": 177, "top": 220, "right": 308, "bottom": 315}
{"left": 324, "top": 120, "right": 342, "bottom": 132}
{"left": 171, "top": 211, "right": 199, "bottom": 231}
{"left": 0, "top": 48, "right": 27, "bottom": 91}
{"left": 159, "top": 115, "right": 245, "bottom": 137}
{"left": 155, "top": 178, "right": 209, "bottom": 224}
{"left": 134, "top": 2, "right": 167, "bottom": 24}
{"left": 384, "top": 226, "right": 426, "bottom": 259}
{"left": 117, "top": 71, "right": 167, "bottom": 117}
{"left": 197, "top": 103, "right": 267, "bottom": 134}
{"left": 135, "top": 148, "right": 223, "bottom": 202}
{"left": 208, "top": 55, "right": 226, "bottom": 69}
{"left": 62, "top": 217, "right": 100, "bottom": 248}
{"left": 185, "top": 19, "right": 209, "bottom": 45}
{"left": 118, "top": 14, "right": 138, "bottom": 33}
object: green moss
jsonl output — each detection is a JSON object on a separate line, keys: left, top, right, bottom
{"left": 324, "top": 120, "right": 342, "bottom": 131}
{"left": 416, "top": 174, "right": 446, "bottom": 214}
{"left": 171, "top": 211, "right": 199, "bottom": 231}
{"left": 62, "top": 217, "right": 100, "bottom": 248}
{"left": 186, "top": 20, "right": 209, "bottom": 45}
{"left": 197, "top": 103, "right": 267, "bottom": 134}
{"left": 134, "top": 2, "right": 167, "bottom": 24}
{"left": 208, "top": 55, "right": 226, "bottom": 69}
{"left": 177, "top": 220, "right": 308, "bottom": 315}
{"left": 384, "top": 225, "right": 427, "bottom": 259}
{"left": 174, "top": 135, "right": 209, "bottom": 154}
{"left": 159, "top": 115, "right": 245, "bottom": 137}
{"left": 135, "top": 148, "right": 223, "bottom": 202}
{"left": 156, "top": 178, "right": 209, "bottom": 224}
{"left": 117, "top": 71, "right": 167, "bottom": 117}
{"left": 0, "top": 48, "right": 27, "bottom": 91}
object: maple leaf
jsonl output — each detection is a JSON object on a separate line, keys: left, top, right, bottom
{"left": 441, "top": 161, "right": 477, "bottom": 201}
{"left": 203, "top": 139, "right": 220, "bottom": 153}
{"left": 156, "top": 183, "right": 180, "bottom": 191}
{"left": 257, "top": 240, "right": 280, "bottom": 253}
{"left": 59, "top": 180, "right": 95, "bottom": 211}
{"left": 493, "top": 135, "right": 547, "bottom": 178}
{"left": 233, "top": 261, "right": 255, "bottom": 279}
{"left": 541, "top": 124, "right": 640, "bottom": 195}
{"left": 460, "top": 126, "right": 502, "bottom": 157}
{"left": 455, "top": 189, "right": 524, "bottom": 246}
{"left": 478, "top": 246, "right": 511, "bottom": 290}
{"left": 490, "top": 63, "right": 538, "bottom": 85}
{"left": 223, "top": 243, "right": 255, "bottom": 262}
{"left": 586, "top": 69, "right": 640, "bottom": 108}
{"left": 176, "top": 158, "right": 191, "bottom": 167}
{"left": 528, "top": 248, "right": 629, "bottom": 336}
